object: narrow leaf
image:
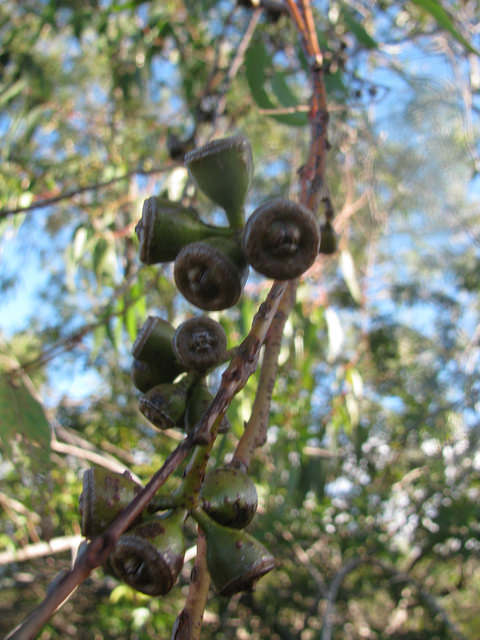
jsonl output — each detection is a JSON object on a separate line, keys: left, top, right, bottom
{"left": 340, "top": 250, "right": 362, "bottom": 304}
{"left": 409, "top": 0, "right": 479, "bottom": 55}
{"left": 341, "top": 6, "right": 377, "bottom": 49}
{"left": 0, "top": 359, "right": 50, "bottom": 452}
{"left": 245, "top": 39, "right": 276, "bottom": 109}
{"left": 325, "top": 308, "right": 344, "bottom": 362}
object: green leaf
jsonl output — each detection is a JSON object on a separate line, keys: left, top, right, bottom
{"left": 245, "top": 39, "right": 307, "bottom": 127}
{"left": 125, "top": 304, "right": 137, "bottom": 342}
{"left": 340, "top": 6, "right": 377, "bottom": 49}
{"left": 409, "top": 0, "right": 479, "bottom": 55}
{"left": 92, "top": 237, "right": 109, "bottom": 276}
{"left": 245, "top": 38, "right": 276, "bottom": 110}
{"left": 270, "top": 72, "right": 308, "bottom": 126}
{"left": 0, "top": 78, "right": 27, "bottom": 108}
{"left": 339, "top": 249, "right": 362, "bottom": 304}
{"left": 0, "top": 359, "right": 50, "bottom": 452}
{"left": 91, "top": 324, "right": 107, "bottom": 361}
{"left": 325, "top": 307, "right": 344, "bottom": 362}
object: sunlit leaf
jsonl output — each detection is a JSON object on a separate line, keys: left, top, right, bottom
{"left": 340, "top": 249, "right": 362, "bottom": 304}
{"left": 409, "top": 0, "right": 480, "bottom": 55}
{"left": 0, "top": 357, "right": 50, "bottom": 452}
{"left": 340, "top": 5, "right": 377, "bottom": 49}
{"left": 325, "top": 307, "right": 343, "bottom": 362}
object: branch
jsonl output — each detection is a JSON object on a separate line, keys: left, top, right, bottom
{"left": 316, "top": 555, "right": 468, "bottom": 640}
{"left": 0, "top": 164, "right": 175, "bottom": 220}
{"left": 12, "top": 268, "right": 143, "bottom": 376}
{"left": 193, "top": 281, "right": 288, "bottom": 444}
{"left": 50, "top": 437, "right": 141, "bottom": 485}
{"left": 171, "top": 528, "right": 210, "bottom": 640}
{"left": 0, "top": 536, "right": 83, "bottom": 566}
{"left": 210, "top": 7, "right": 262, "bottom": 136}
{"left": 233, "top": 281, "right": 296, "bottom": 468}
{"left": 321, "top": 557, "right": 364, "bottom": 640}
{"left": 373, "top": 560, "right": 468, "bottom": 640}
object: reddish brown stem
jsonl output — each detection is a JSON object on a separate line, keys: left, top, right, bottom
{"left": 193, "top": 281, "right": 288, "bottom": 444}
{"left": 171, "top": 528, "right": 210, "bottom": 640}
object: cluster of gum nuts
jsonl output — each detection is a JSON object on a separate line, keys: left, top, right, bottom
{"left": 79, "top": 135, "right": 337, "bottom": 599}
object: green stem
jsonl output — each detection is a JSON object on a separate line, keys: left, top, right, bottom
{"left": 225, "top": 206, "right": 245, "bottom": 231}
{"left": 174, "top": 412, "right": 225, "bottom": 509}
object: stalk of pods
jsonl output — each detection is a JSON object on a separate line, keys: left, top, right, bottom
{"left": 79, "top": 135, "right": 337, "bottom": 599}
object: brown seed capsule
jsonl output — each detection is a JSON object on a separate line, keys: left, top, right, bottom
{"left": 108, "top": 510, "right": 185, "bottom": 596}
{"left": 173, "top": 316, "right": 227, "bottom": 372}
{"left": 242, "top": 198, "right": 320, "bottom": 279}
{"left": 174, "top": 236, "right": 248, "bottom": 311}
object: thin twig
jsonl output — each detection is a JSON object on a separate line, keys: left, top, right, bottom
{"left": 321, "top": 557, "right": 364, "bottom": 640}
{"left": 193, "top": 281, "right": 288, "bottom": 444}
{"left": 171, "top": 528, "right": 210, "bottom": 640}
{"left": 50, "top": 438, "right": 141, "bottom": 484}
{"left": 233, "top": 281, "right": 296, "bottom": 468}
{"left": 0, "top": 164, "right": 175, "bottom": 220}
{"left": 0, "top": 536, "right": 83, "bottom": 566}
{"left": 211, "top": 8, "right": 262, "bottom": 136}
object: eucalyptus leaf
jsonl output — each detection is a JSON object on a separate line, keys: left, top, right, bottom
{"left": 0, "top": 360, "right": 50, "bottom": 452}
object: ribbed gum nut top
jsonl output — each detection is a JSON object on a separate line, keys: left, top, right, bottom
{"left": 173, "top": 237, "right": 248, "bottom": 311}
{"left": 173, "top": 316, "right": 227, "bottom": 371}
{"left": 242, "top": 198, "right": 320, "bottom": 280}
{"left": 185, "top": 135, "right": 253, "bottom": 228}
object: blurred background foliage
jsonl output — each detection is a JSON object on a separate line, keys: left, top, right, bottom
{"left": 1, "top": 0, "right": 480, "bottom": 638}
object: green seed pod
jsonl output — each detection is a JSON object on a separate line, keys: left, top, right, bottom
{"left": 319, "top": 220, "right": 338, "bottom": 255}
{"left": 79, "top": 468, "right": 143, "bottom": 538}
{"left": 242, "top": 198, "right": 320, "bottom": 280}
{"left": 184, "top": 381, "right": 230, "bottom": 436}
{"left": 185, "top": 135, "right": 253, "bottom": 230}
{"left": 131, "top": 358, "right": 175, "bottom": 393}
{"left": 108, "top": 510, "right": 186, "bottom": 596}
{"left": 174, "top": 236, "right": 248, "bottom": 311}
{"left": 135, "top": 196, "right": 230, "bottom": 264}
{"left": 138, "top": 377, "right": 191, "bottom": 431}
{"left": 173, "top": 316, "right": 227, "bottom": 372}
{"left": 200, "top": 466, "right": 257, "bottom": 528}
{"left": 131, "top": 316, "right": 184, "bottom": 390}
{"left": 192, "top": 508, "right": 275, "bottom": 597}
